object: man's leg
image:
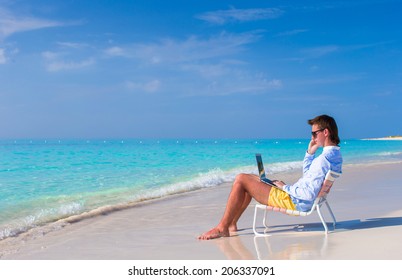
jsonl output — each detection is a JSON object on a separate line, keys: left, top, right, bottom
{"left": 229, "top": 191, "right": 251, "bottom": 232}
{"left": 198, "top": 173, "right": 272, "bottom": 240}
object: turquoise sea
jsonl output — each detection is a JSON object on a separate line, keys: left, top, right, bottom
{"left": 1, "top": 138, "right": 402, "bottom": 240}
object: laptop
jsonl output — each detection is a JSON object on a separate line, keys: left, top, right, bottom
{"left": 255, "top": 153, "right": 277, "bottom": 187}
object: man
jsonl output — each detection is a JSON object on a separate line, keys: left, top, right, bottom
{"left": 198, "top": 115, "right": 343, "bottom": 240}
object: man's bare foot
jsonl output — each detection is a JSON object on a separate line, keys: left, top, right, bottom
{"left": 198, "top": 227, "right": 230, "bottom": 240}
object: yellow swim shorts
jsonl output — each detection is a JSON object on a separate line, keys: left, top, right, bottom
{"left": 268, "top": 187, "right": 296, "bottom": 210}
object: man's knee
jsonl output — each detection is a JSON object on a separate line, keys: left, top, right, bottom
{"left": 234, "top": 173, "right": 249, "bottom": 185}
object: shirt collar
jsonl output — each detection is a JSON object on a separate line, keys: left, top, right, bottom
{"left": 324, "top": 145, "right": 340, "bottom": 151}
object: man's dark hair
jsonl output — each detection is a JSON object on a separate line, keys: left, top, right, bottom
{"left": 308, "top": 115, "right": 340, "bottom": 145}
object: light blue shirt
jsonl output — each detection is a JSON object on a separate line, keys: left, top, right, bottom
{"left": 283, "top": 146, "right": 342, "bottom": 212}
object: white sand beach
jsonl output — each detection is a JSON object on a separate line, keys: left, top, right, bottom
{"left": 1, "top": 162, "right": 402, "bottom": 260}
{"left": 362, "top": 136, "right": 402, "bottom": 140}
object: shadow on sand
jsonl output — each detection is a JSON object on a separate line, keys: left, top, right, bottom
{"left": 253, "top": 216, "right": 402, "bottom": 234}
{"left": 213, "top": 216, "right": 402, "bottom": 259}
{"left": 335, "top": 216, "right": 402, "bottom": 231}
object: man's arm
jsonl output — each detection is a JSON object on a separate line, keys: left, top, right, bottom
{"left": 275, "top": 140, "right": 322, "bottom": 191}
{"left": 303, "top": 139, "right": 320, "bottom": 174}
{"left": 284, "top": 156, "right": 330, "bottom": 201}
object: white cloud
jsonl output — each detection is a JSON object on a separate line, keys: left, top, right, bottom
{"left": 0, "top": 7, "right": 64, "bottom": 40}
{"left": 196, "top": 8, "right": 284, "bottom": 25}
{"left": 180, "top": 62, "right": 282, "bottom": 96}
{"left": 42, "top": 51, "right": 59, "bottom": 60}
{"left": 57, "top": 42, "right": 90, "bottom": 49}
{"left": 104, "top": 46, "right": 126, "bottom": 57}
{"left": 181, "top": 63, "right": 228, "bottom": 78}
{"left": 268, "top": 79, "right": 283, "bottom": 89}
{"left": 0, "top": 46, "right": 19, "bottom": 64}
{"left": 103, "top": 32, "right": 279, "bottom": 97}
{"left": 289, "top": 42, "right": 389, "bottom": 62}
{"left": 302, "top": 45, "right": 340, "bottom": 58}
{"left": 276, "top": 29, "right": 308, "bottom": 37}
{"left": 45, "top": 59, "right": 95, "bottom": 72}
{"left": 296, "top": 74, "right": 364, "bottom": 85}
{"left": 285, "top": 45, "right": 340, "bottom": 62}
{"left": 144, "top": 79, "right": 161, "bottom": 92}
{"left": 104, "top": 32, "right": 262, "bottom": 64}
{"left": 301, "top": 42, "right": 392, "bottom": 60}
{"left": 42, "top": 51, "right": 95, "bottom": 72}
{"left": 125, "top": 79, "right": 161, "bottom": 93}
{"left": 0, "top": 48, "right": 6, "bottom": 64}
{"left": 198, "top": 77, "right": 282, "bottom": 96}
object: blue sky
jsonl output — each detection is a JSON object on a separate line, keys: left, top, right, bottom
{"left": 0, "top": 0, "right": 401, "bottom": 139}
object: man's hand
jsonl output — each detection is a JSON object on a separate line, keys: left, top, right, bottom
{"left": 308, "top": 139, "right": 320, "bottom": 155}
{"left": 273, "top": 180, "right": 286, "bottom": 190}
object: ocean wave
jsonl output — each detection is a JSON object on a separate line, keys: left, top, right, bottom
{"left": 0, "top": 202, "right": 83, "bottom": 240}
{"left": 376, "top": 151, "right": 402, "bottom": 157}
{"left": 0, "top": 160, "right": 302, "bottom": 241}
{"left": 133, "top": 161, "right": 303, "bottom": 200}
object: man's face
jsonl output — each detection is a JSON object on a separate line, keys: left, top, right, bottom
{"left": 311, "top": 124, "right": 326, "bottom": 146}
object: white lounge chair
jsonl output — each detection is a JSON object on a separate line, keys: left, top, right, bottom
{"left": 253, "top": 170, "right": 341, "bottom": 236}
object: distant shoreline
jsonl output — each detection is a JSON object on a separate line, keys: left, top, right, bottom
{"left": 362, "top": 136, "right": 402, "bottom": 141}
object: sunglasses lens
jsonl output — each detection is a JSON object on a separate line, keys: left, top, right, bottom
{"left": 312, "top": 128, "right": 324, "bottom": 137}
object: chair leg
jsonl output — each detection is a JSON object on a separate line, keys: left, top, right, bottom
{"left": 316, "top": 205, "right": 329, "bottom": 234}
{"left": 262, "top": 208, "right": 269, "bottom": 229}
{"left": 253, "top": 205, "right": 270, "bottom": 236}
{"left": 324, "top": 201, "right": 336, "bottom": 229}
{"left": 253, "top": 205, "right": 260, "bottom": 235}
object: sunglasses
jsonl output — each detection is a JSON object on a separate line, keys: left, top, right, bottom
{"left": 311, "top": 128, "right": 325, "bottom": 137}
